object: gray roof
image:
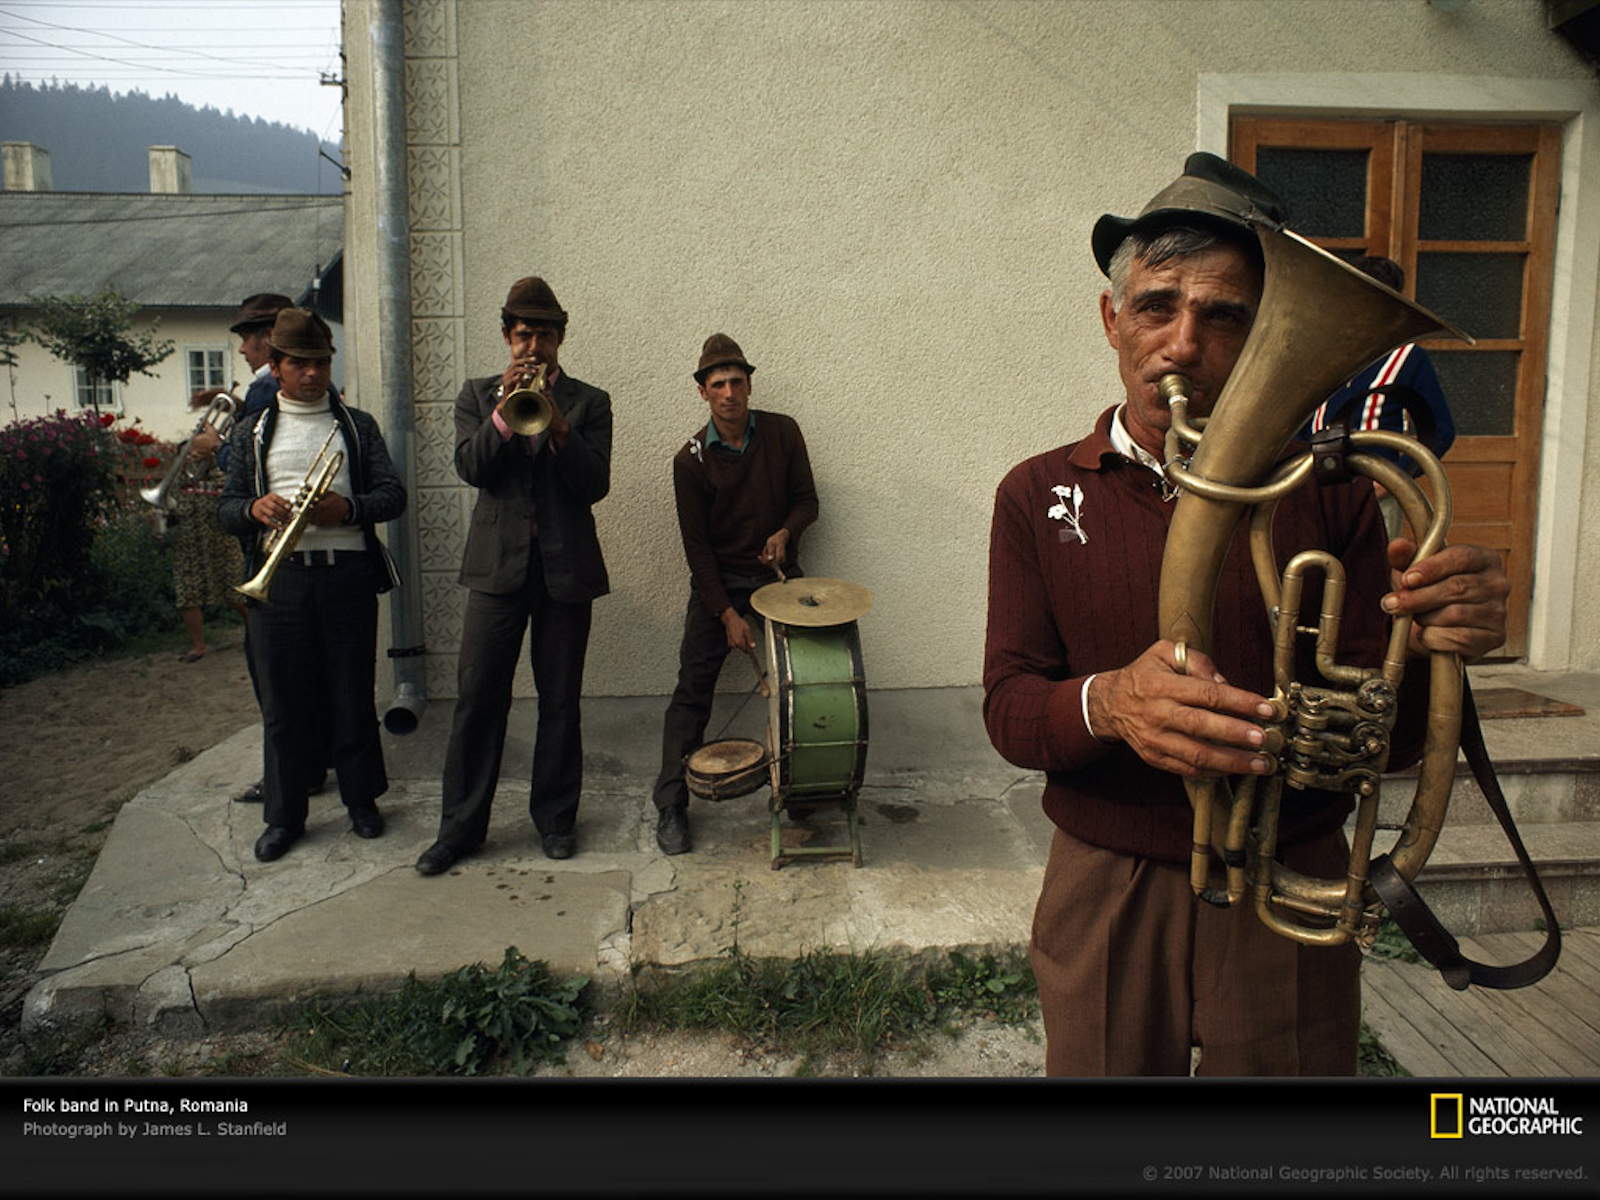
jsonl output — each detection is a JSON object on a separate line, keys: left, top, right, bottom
{"left": 0, "top": 192, "right": 342, "bottom": 309}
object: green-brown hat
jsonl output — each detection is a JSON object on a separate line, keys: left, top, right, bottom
{"left": 1090, "top": 152, "right": 1287, "bottom": 276}
{"left": 230, "top": 292, "right": 294, "bottom": 335}
{"left": 694, "top": 333, "right": 754, "bottom": 384}
{"left": 268, "top": 307, "right": 336, "bottom": 358}
{"left": 501, "top": 276, "right": 567, "bottom": 328}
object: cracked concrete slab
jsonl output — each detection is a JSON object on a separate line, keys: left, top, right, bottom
{"left": 25, "top": 689, "right": 1050, "bottom": 1032}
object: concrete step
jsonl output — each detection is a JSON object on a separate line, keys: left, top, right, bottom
{"left": 1405, "top": 817, "right": 1600, "bottom": 935}
{"left": 1378, "top": 756, "right": 1600, "bottom": 828}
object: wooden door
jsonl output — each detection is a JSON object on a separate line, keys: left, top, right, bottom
{"left": 1232, "top": 117, "right": 1560, "bottom": 657}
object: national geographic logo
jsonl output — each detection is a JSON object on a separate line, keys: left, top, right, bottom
{"left": 1432, "top": 1093, "right": 1585, "bottom": 1138}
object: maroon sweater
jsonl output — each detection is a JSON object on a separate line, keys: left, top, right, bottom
{"left": 983, "top": 406, "right": 1422, "bottom": 863}
{"left": 673, "top": 410, "right": 819, "bottom": 617}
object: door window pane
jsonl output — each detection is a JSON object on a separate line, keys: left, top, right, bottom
{"left": 1418, "top": 154, "right": 1530, "bottom": 242}
{"left": 1429, "top": 350, "right": 1519, "bottom": 437}
{"left": 1253, "top": 148, "right": 1368, "bottom": 238}
{"left": 1414, "top": 252, "right": 1524, "bottom": 340}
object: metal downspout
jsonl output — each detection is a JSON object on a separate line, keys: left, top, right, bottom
{"left": 371, "top": 0, "right": 425, "bottom": 734}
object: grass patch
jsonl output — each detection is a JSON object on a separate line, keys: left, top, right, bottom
{"left": 1364, "top": 914, "right": 1423, "bottom": 965}
{"left": 1358, "top": 1022, "right": 1409, "bottom": 1077}
{"left": 5, "top": 1014, "right": 114, "bottom": 1076}
{"left": 0, "top": 904, "right": 61, "bottom": 950}
{"left": 619, "top": 946, "right": 1038, "bottom": 1073}
{"left": 0, "top": 841, "right": 39, "bottom": 865}
{"left": 283, "top": 947, "right": 588, "bottom": 1077}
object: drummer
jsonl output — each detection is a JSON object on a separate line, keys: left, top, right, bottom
{"left": 651, "top": 334, "right": 820, "bottom": 855}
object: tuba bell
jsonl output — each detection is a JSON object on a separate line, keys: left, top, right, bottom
{"left": 1156, "top": 223, "right": 1471, "bottom": 948}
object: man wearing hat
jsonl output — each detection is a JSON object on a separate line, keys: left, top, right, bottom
{"left": 650, "top": 334, "right": 818, "bottom": 855}
{"left": 982, "top": 154, "right": 1508, "bottom": 1074}
{"left": 207, "top": 291, "right": 311, "bottom": 806}
{"left": 415, "top": 277, "right": 613, "bottom": 874}
{"left": 218, "top": 307, "right": 407, "bottom": 863}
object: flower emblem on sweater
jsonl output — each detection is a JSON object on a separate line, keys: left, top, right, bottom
{"left": 688, "top": 437, "right": 704, "bottom": 463}
{"left": 1047, "top": 483, "right": 1087, "bottom": 544}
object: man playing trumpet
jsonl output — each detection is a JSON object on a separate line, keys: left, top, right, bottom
{"left": 983, "top": 155, "right": 1508, "bottom": 1075}
{"left": 218, "top": 308, "right": 407, "bottom": 863}
{"left": 416, "top": 277, "right": 613, "bottom": 874}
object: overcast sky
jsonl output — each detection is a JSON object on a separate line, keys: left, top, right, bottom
{"left": 0, "top": 0, "right": 344, "bottom": 139}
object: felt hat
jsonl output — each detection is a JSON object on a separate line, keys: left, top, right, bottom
{"left": 267, "top": 307, "right": 336, "bottom": 358}
{"left": 693, "top": 333, "right": 754, "bottom": 384}
{"left": 1090, "top": 152, "right": 1287, "bottom": 276}
{"left": 501, "top": 276, "right": 567, "bottom": 328}
{"left": 229, "top": 292, "right": 294, "bottom": 335}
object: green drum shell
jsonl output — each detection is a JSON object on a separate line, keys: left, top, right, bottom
{"left": 766, "top": 619, "right": 868, "bottom": 800}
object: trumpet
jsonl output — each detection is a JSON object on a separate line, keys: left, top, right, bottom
{"left": 141, "top": 392, "right": 239, "bottom": 513}
{"left": 497, "top": 361, "right": 554, "bottom": 434}
{"left": 235, "top": 427, "right": 345, "bottom": 604}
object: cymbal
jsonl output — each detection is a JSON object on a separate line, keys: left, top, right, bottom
{"left": 750, "top": 577, "right": 873, "bottom": 627}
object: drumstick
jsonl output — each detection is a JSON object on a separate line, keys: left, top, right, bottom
{"left": 741, "top": 644, "right": 771, "bottom": 698}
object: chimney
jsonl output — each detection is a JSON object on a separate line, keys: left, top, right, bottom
{"left": 148, "top": 145, "right": 192, "bottom": 194}
{"left": 2, "top": 142, "right": 54, "bottom": 192}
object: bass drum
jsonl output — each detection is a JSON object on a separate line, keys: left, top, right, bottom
{"left": 684, "top": 738, "right": 768, "bottom": 802}
{"left": 765, "top": 618, "right": 868, "bottom": 805}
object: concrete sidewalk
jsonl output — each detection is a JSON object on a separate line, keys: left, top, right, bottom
{"left": 23, "top": 667, "right": 1598, "bottom": 1037}
{"left": 23, "top": 688, "right": 1053, "bottom": 1035}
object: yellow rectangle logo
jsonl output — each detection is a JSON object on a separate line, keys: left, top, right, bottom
{"left": 1432, "top": 1093, "right": 1464, "bottom": 1138}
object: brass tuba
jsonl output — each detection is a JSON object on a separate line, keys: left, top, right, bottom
{"left": 1157, "top": 223, "right": 1471, "bottom": 948}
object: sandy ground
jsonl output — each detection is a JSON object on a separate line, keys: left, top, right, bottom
{"left": 0, "top": 632, "right": 1044, "bottom": 1078}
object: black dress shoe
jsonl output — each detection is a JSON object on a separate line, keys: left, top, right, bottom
{"left": 656, "top": 805, "right": 691, "bottom": 856}
{"left": 232, "top": 779, "right": 265, "bottom": 804}
{"left": 415, "top": 842, "right": 467, "bottom": 876}
{"left": 349, "top": 805, "right": 384, "bottom": 839}
{"left": 254, "top": 826, "right": 301, "bottom": 862}
{"left": 541, "top": 833, "right": 577, "bottom": 860}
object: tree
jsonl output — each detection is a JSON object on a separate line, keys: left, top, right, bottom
{"left": 26, "top": 285, "right": 174, "bottom": 413}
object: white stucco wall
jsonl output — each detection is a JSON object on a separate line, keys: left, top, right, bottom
{"left": 343, "top": 0, "right": 1600, "bottom": 698}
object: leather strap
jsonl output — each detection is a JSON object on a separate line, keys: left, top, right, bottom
{"left": 1368, "top": 678, "right": 1561, "bottom": 991}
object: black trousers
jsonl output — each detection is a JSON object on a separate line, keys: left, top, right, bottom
{"left": 248, "top": 554, "right": 386, "bottom": 832}
{"left": 438, "top": 548, "right": 592, "bottom": 848}
{"left": 651, "top": 587, "right": 765, "bottom": 812}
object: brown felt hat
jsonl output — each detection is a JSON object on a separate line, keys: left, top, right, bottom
{"left": 230, "top": 292, "right": 294, "bottom": 335}
{"left": 693, "top": 333, "right": 754, "bottom": 384}
{"left": 1091, "top": 152, "right": 1287, "bottom": 276}
{"left": 501, "top": 276, "right": 567, "bottom": 328}
{"left": 267, "top": 307, "right": 336, "bottom": 358}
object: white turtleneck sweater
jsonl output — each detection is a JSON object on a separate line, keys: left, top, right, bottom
{"left": 265, "top": 394, "right": 364, "bottom": 553}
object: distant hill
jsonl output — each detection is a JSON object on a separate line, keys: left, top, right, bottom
{"left": 0, "top": 77, "right": 342, "bottom": 195}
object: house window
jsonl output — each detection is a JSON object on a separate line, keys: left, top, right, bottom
{"left": 186, "top": 346, "right": 229, "bottom": 396}
{"left": 72, "top": 367, "right": 122, "bottom": 415}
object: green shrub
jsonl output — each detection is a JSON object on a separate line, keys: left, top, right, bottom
{"left": 0, "top": 409, "right": 119, "bottom": 611}
{"left": 284, "top": 948, "right": 589, "bottom": 1077}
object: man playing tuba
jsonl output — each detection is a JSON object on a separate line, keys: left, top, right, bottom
{"left": 982, "top": 154, "right": 1508, "bottom": 1075}
{"left": 218, "top": 308, "right": 407, "bottom": 863}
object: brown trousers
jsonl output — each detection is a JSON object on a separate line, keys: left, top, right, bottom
{"left": 1030, "top": 826, "right": 1360, "bottom": 1077}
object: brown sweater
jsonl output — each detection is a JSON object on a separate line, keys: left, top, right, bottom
{"left": 672, "top": 410, "right": 819, "bottom": 617}
{"left": 983, "top": 406, "right": 1423, "bottom": 863}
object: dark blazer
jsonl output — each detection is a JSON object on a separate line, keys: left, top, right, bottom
{"left": 454, "top": 370, "right": 612, "bottom": 602}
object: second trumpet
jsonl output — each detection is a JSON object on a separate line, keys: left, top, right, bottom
{"left": 235, "top": 426, "right": 345, "bottom": 604}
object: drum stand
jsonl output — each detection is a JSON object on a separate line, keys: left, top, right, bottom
{"left": 765, "top": 731, "right": 864, "bottom": 870}
{"left": 768, "top": 788, "right": 863, "bottom": 870}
